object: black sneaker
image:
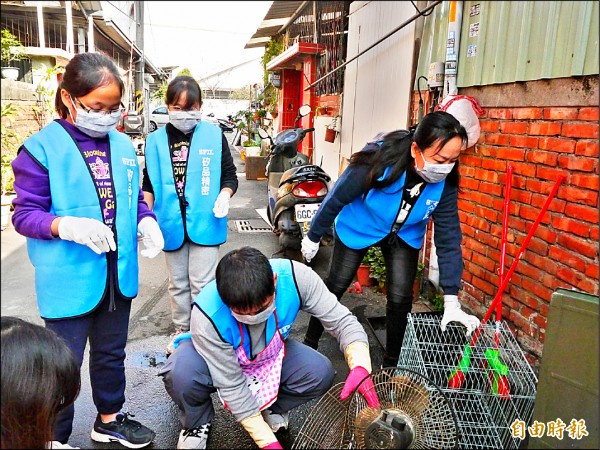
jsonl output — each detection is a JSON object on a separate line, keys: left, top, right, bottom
{"left": 91, "top": 412, "right": 155, "bottom": 448}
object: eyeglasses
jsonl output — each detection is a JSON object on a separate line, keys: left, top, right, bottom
{"left": 72, "top": 96, "right": 125, "bottom": 117}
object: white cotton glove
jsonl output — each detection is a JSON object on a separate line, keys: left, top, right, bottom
{"left": 441, "top": 295, "right": 481, "bottom": 336}
{"left": 301, "top": 235, "right": 320, "bottom": 263}
{"left": 58, "top": 216, "right": 116, "bottom": 255}
{"left": 137, "top": 217, "right": 164, "bottom": 258}
{"left": 213, "top": 191, "right": 231, "bottom": 218}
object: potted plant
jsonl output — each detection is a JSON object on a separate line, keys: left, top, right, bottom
{"left": 356, "top": 253, "right": 374, "bottom": 287}
{"left": 242, "top": 139, "right": 262, "bottom": 157}
{"left": 358, "top": 247, "right": 386, "bottom": 290}
{"left": 324, "top": 116, "right": 339, "bottom": 143}
{"left": 233, "top": 108, "right": 256, "bottom": 146}
{"left": 1, "top": 29, "right": 26, "bottom": 80}
{"left": 366, "top": 247, "right": 388, "bottom": 293}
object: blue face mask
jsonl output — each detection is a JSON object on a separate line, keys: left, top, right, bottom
{"left": 69, "top": 95, "right": 121, "bottom": 138}
{"left": 231, "top": 299, "right": 276, "bottom": 326}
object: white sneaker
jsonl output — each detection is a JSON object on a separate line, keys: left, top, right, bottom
{"left": 47, "top": 442, "right": 79, "bottom": 449}
{"left": 261, "top": 410, "right": 289, "bottom": 432}
{"left": 177, "top": 423, "right": 211, "bottom": 449}
{"left": 166, "top": 327, "right": 188, "bottom": 355}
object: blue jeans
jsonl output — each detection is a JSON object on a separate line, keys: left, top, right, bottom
{"left": 160, "top": 339, "right": 335, "bottom": 429}
{"left": 45, "top": 294, "right": 131, "bottom": 443}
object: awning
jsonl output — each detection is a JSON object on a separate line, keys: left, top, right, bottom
{"left": 244, "top": 0, "right": 306, "bottom": 49}
{"left": 266, "top": 42, "right": 325, "bottom": 71}
{"left": 93, "top": 17, "right": 164, "bottom": 78}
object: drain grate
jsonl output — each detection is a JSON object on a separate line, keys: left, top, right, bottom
{"left": 234, "top": 219, "right": 273, "bottom": 233}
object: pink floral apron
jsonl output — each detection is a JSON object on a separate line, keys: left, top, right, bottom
{"left": 218, "top": 312, "right": 286, "bottom": 411}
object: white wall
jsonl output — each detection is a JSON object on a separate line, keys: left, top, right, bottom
{"left": 313, "top": 115, "right": 342, "bottom": 181}
{"left": 340, "top": 1, "right": 417, "bottom": 159}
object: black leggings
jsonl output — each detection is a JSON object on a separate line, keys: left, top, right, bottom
{"left": 304, "top": 233, "right": 420, "bottom": 365}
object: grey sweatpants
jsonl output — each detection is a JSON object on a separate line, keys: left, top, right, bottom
{"left": 164, "top": 242, "right": 219, "bottom": 331}
{"left": 159, "top": 339, "right": 336, "bottom": 429}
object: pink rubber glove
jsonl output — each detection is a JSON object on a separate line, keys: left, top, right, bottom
{"left": 340, "top": 366, "right": 381, "bottom": 408}
{"left": 262, "top": 442, "right": 283, "bottom": 449}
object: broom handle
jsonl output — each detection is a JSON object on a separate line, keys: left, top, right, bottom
{"left": 496, "top": 165, "right": 513, "bottom": 346}
{"left": 498, "top": 165, "right": 512, "bottom": 320}
{"left": 468, "top": 175, "right": 565, "bottom": 347}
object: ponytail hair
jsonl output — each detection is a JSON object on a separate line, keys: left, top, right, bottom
{"left": 54, "top": 52, "right": 124, "bottom": 119}
{"left": 350, "top": 111, "right": 467, "bottom": 190}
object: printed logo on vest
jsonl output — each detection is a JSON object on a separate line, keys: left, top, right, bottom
{"left": 423, "top": 199, "right": 439, "bottom": 220}
{"left": 121, "top": 157, "right": 136, "bottom": 167}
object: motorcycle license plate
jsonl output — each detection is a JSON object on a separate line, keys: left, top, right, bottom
{"left": 295, "top": 203, "right": 320, "bottom": 223}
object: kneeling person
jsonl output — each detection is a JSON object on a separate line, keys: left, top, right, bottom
{"left": 160, "top": 246, "right": 378, "bottom": 449}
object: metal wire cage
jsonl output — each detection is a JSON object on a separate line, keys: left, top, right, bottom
{"left": 398, "top": 313, "right": 538, "bottom": 449}
{"left": 293, "top": 367, "right": 459, "bottom": 449}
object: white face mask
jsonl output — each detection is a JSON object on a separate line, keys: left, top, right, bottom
{"left": 231, "top": 299, "right": 276, "bottom": 326}
{"left": 168, "top": 110, "right": 202, "bottom": 133}
{"left": 415, "top": 152, "right": 455, "bottom": 183}
{"left": 69, "top": 96, "right": 121, "bottom": 138}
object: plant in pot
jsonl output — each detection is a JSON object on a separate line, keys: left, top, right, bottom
{"left": 242, "top": 138, "right": 262, "bottom": 157}
{"left": 358, "top": 247, "right": 386, "bottom": 290}
{"left": 366, "top": 247, "right": 387, "bottom": 293}
{"left": 1, "top": 29, "right": 27, "bottom": 81}
{"left": 356, "top": 252, "right": 374, "bottom": 287}
{"left": 324, "top": 116, "right": 339, "bottom": 143}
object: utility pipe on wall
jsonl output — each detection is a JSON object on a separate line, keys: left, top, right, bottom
{"left": 428, "top": 1, "right": 464, "bottom": 287}
{"left": 443, "top": 0, "right": 463, "bottom": 97}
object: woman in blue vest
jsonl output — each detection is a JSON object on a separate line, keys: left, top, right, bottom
{"left": 142, "top": 76, "right": 238, "bottom": 355}
{"left": 10, "top": 52, "right": 162, "bottom": 448}
{"left": 301, "top": 111, "right": 481, "bottom": 367}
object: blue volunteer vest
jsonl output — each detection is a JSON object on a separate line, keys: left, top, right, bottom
{"left": 144, "top": 122, "right": 225, "bottom": 250}
{"left": 194, "top": 259, "right": 301, "bottom": 356}
{"left": 23, "top": 121, "right": 139, "bottom": 319}
{"left": 335, "top": 169, "right": 445, "bottom": 249}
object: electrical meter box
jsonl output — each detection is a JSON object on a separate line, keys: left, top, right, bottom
{"left": 528, "top": 288, "right": 598, "bottom": 449}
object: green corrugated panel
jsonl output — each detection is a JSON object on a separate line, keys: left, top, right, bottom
{"left": 414, "top": 1, "right": 450, "bottom": 89}
{"left": 415, "top": 1, "right": 599, "bottom": 89}
{"left": 459, "top": 0, "right": 599, "bottom": 86}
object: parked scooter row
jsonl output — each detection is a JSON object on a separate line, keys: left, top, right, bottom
{"left": 258, "top": 105, "right": 332, "bottom": 258}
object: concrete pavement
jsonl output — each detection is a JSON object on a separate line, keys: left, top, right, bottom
{"left": 1, "top": 133, "right": 431, "bottom": 449}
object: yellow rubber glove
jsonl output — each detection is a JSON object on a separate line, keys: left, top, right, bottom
{"left": 341, "top": 341, "right": 380, "bottom": 408}
{"left": 344, "top": 341, "right": 372, "bottom": 373}
{"left": 240, "top": 412, "right": 279, "bottom": 448}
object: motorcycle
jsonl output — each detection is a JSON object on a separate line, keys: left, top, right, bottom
{"left": 257, "top": 105, "right": 332, "bottom": 256}
{"left": 217, "top": 115, "right": 236, "bottom": 133}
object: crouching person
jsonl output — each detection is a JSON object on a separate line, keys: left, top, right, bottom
{"left": 159, "top": 246, "right": 379, "bottom": 449}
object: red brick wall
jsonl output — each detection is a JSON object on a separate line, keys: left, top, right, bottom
{"left": 412, "top": 90, "right": 599, "bottom": 366}
{"left": 462, "top": 105, "right": 598, "bottom": 364}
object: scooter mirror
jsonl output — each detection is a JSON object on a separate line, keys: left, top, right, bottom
{"left": 298, "top": 104, "right": 311, "bottom": 117}
{"left": 257, "top": 128, "right": 270, "bottom": 139}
